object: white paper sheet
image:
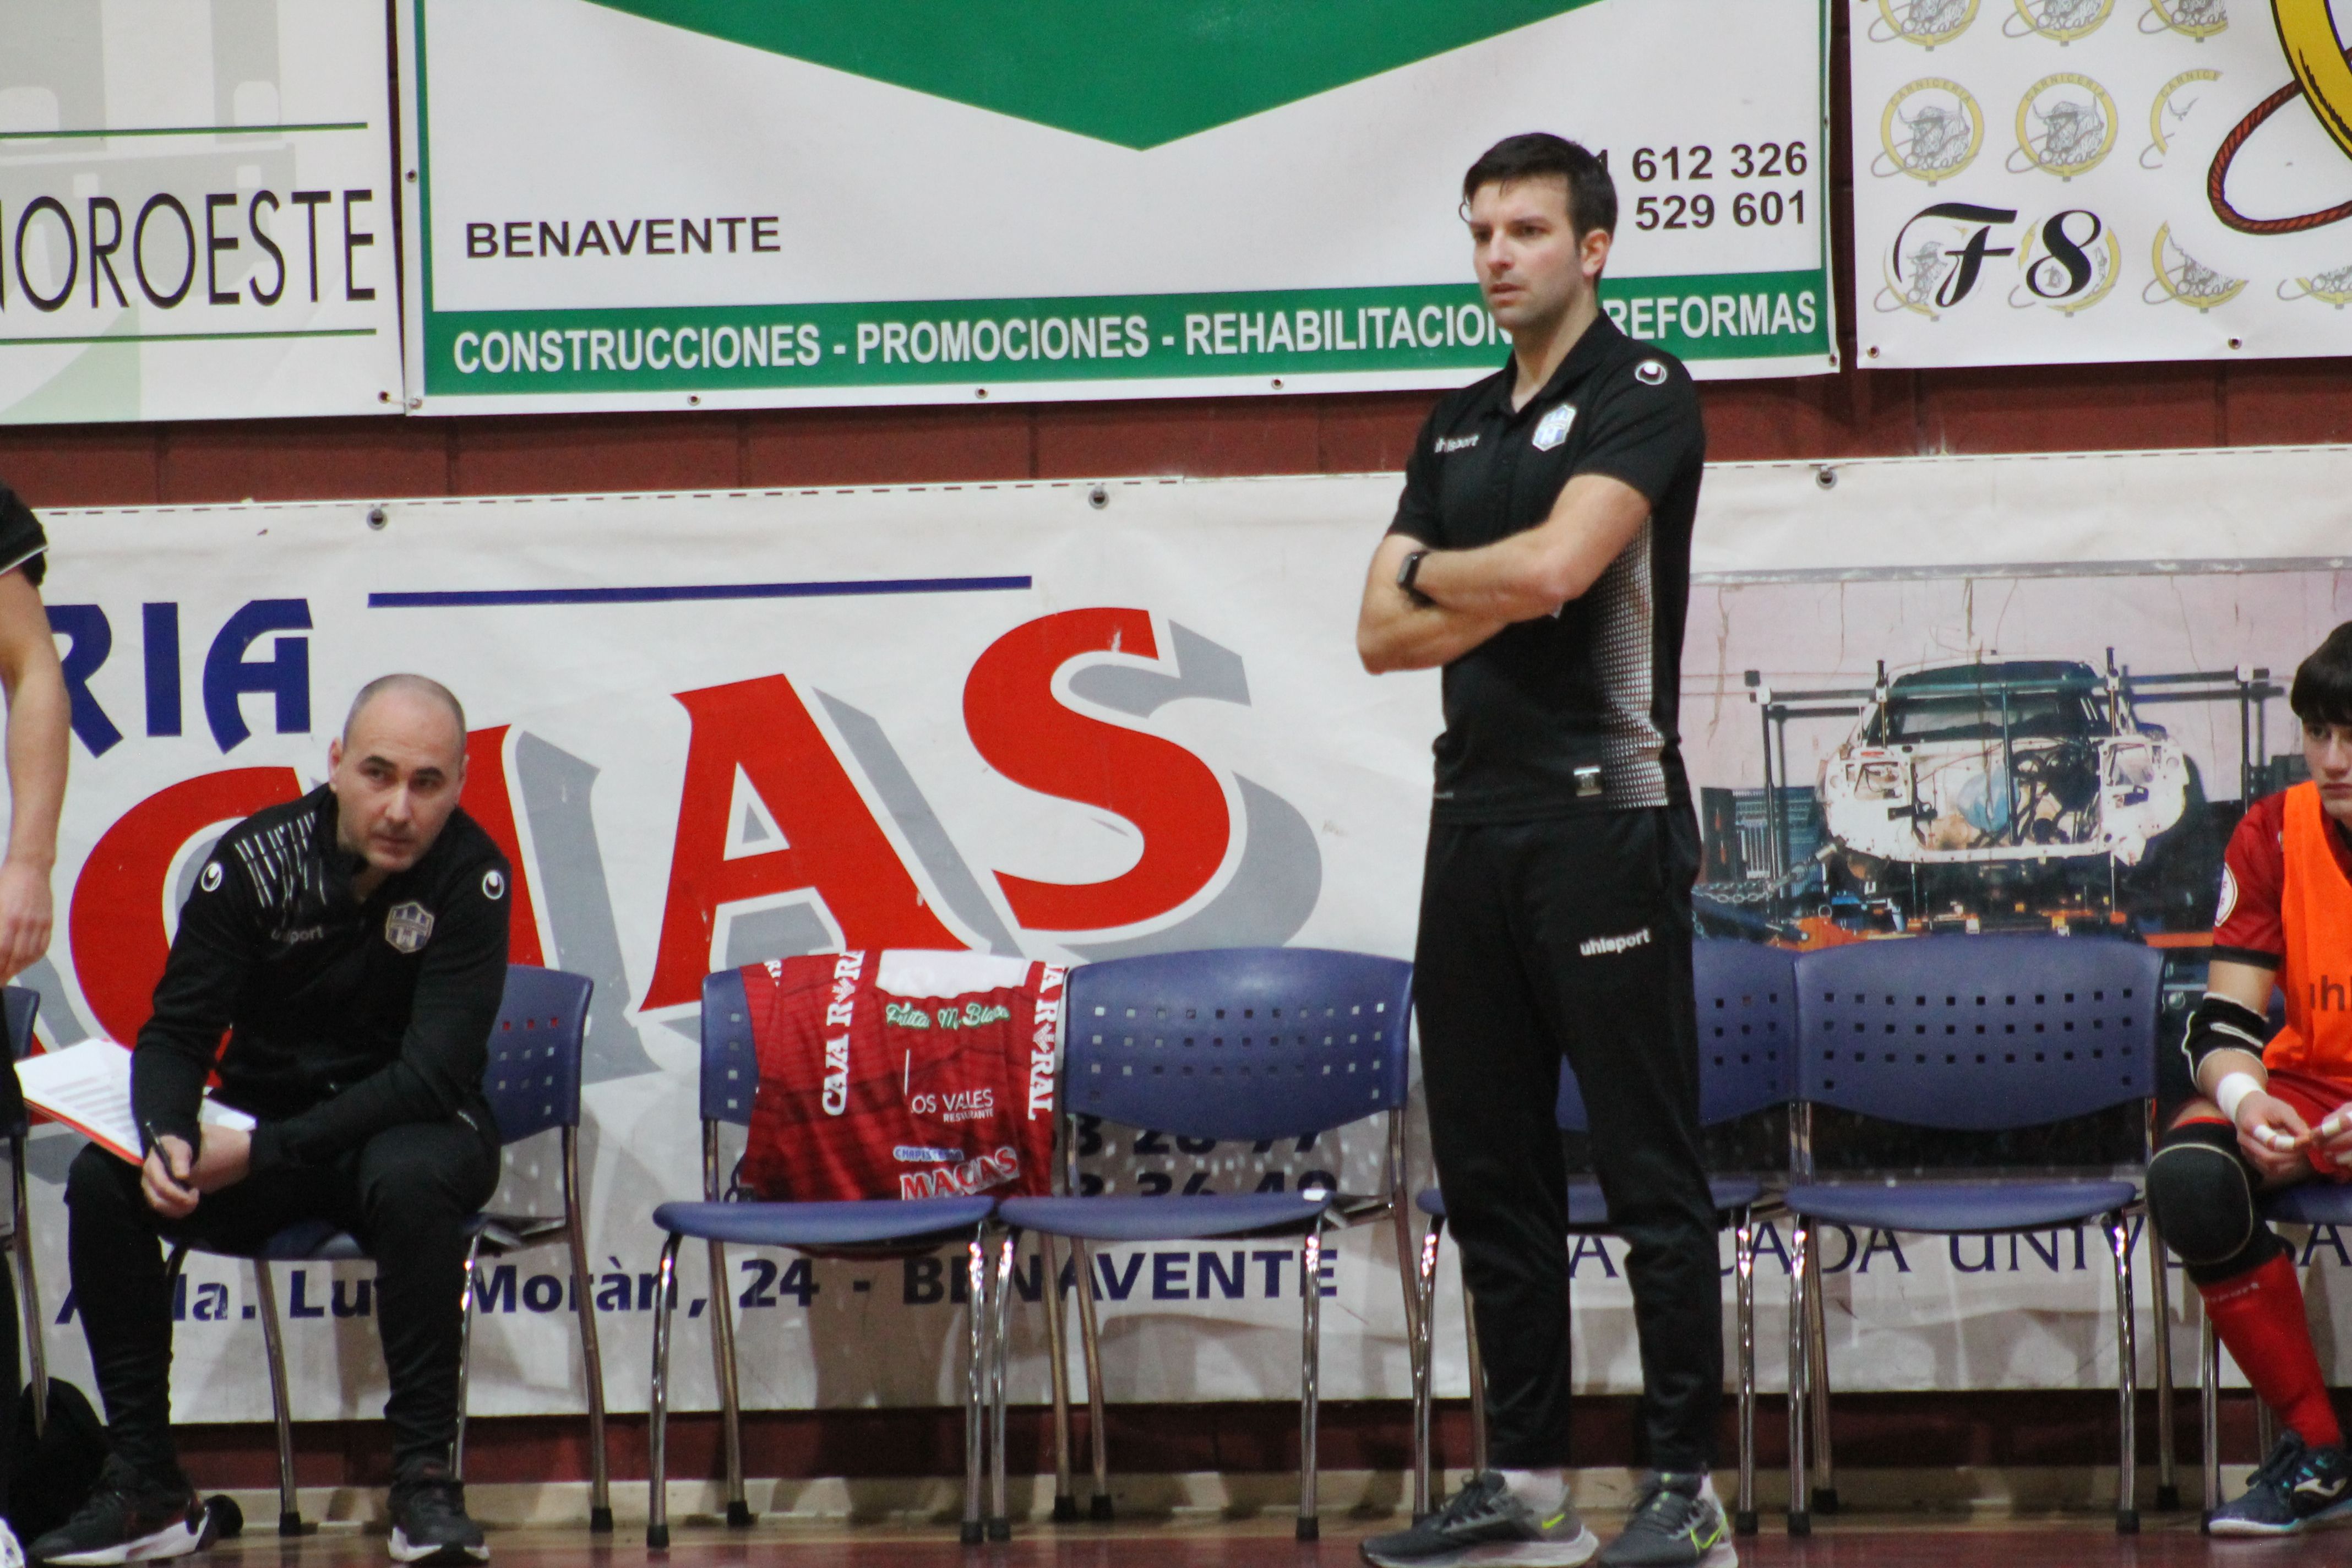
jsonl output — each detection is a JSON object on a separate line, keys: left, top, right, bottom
{"left": 15, "top": 1041, "right": 255, "bottom": 1165}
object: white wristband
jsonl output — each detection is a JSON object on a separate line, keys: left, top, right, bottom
{"left": 2215, "top": 1071, "right": 2263, "bottom": 1125}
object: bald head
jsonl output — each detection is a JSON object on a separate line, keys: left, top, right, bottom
{"left": 329, "top": 676, "right": 470, "bottom": 888}
{"left": 344, "top": 673, "right": 466, "bottom": 750}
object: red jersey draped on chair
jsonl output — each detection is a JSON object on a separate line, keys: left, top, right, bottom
{"left": 737, "top": 949, "right": 1064, "bottom": 1202}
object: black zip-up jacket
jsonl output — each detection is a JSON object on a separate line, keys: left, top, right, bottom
{"left": 133, "top": 785, "right": 511, "bottom": 1174}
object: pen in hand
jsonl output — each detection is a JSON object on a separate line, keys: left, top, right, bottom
{"left": 143, "top": 1120, "right": 190, "bottom": 1184}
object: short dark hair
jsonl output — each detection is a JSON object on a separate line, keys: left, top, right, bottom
{"left": 1461, "top": 133, "right": 1616, "bottom": 239}
{"left": 2292, "top": 621, "right": 2352, "bottom": 728}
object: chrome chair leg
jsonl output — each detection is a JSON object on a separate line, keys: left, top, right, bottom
{"left": 454, "top": 1231, "right": 486, "bottom": 1480}
{"left": 1463, "top": 1277, "right": 1488, "bottom": 1475}
{"left": 1785, "top": 1219, "right": 1810, "bottom": 1537}
{"left": 251, "top": 1261, "right": 303, "bottom": 1536}
{"left": 1803, "top": 1226, "right": 1835, "bottom": 1513}
{"left": 1392, "top": 1194, "right": 1423, "bottom": 1364}
{"left": 1411, "top": 1218, "right": 1442, "bottom": 1520}
{"left": 645, "top": 1233, "right": 683, "bottom": 1549}
{"left": 1039, "top": 1233, "right": 1076, "bottom": 1522}
{"left": 704, "top": 1238, "right": 750, "bottom": 1527}
{"left": 563, "top": 1128, "right": 613, "bottom": 1531}
{"left": 1297, "top": 1229, "right": 1322, "bottom": 1543}
{"left": 2107, "top": 1211, "right": 2139, "bottom": 1533}
{"left": 1071, "top": 1239, "right": 1112, "bottom": 1520}
{"left": 2256, "top": 1400, "right": 2278, "bottom": 1462}
{"left": 988, "top": 1229, "right": 1015, "bottom": 1540}
{"left": 2200, "top": 1308, "right": 2220, "bottom": 1523}
{"left": 10, "top": 1136, "right": 43, "bottom": 1431}
{"left": 1735, "top": 1208, "right": 1758, "bottom": 1535}
{"left": 2148, "top": 1215, "right": 2177, "bottom": 1511}
{"left": 962, "top": 1232, "right": 988, "bottom": 1546}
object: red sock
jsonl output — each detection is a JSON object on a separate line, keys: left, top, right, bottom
{"left": 2202, "top": 1252, "right": 2344, "bottom": 1448}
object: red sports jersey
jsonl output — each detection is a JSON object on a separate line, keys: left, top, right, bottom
{"left": 2214, "top": 790, "right": 2352, "bottom": 968}
{"left": 737, "top": 950, "right": 1064, "bottom": 1203}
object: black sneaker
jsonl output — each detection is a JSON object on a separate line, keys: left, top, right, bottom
{"left": 1359, "top": 1471, "right": 1598, "bottom": 1566}
{"left": 2209, "top": 1431, "right": 2352, "bottom": 1536}
{"left": 388, "top": 1462, "right": 489, "bottom": 1565}
{"left": 1597, "top": 1473, "right": 1735, "bottom": 1567}
{"left": 26, "top": 1455, "right": 213, "bottom": 1566}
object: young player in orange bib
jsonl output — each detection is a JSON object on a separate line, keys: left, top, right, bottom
{"left": 2147, "top": 620, "right": 2352, "bottom": 1536}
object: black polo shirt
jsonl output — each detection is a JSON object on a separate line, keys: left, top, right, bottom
{"left": 0, "top": 483, "right": 50, "bottom": 587}
{"left": 1387, "top": 314, "right": 1705, "bottom": 822}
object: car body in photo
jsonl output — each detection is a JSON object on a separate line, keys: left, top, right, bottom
{"left": 1820, "top": 659, "right": 2195, "bottom": 882}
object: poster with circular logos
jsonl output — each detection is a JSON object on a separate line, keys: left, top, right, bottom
{"left": 1852, "top": 0, "right": 2352, "bottom": 366}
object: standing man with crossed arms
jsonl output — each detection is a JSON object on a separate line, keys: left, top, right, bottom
{"left": 2146, "top": 622, "right": 2352, "bottom": 1537}
{"left": 1354, "top": 134, "right": 1726, "bottom": 1568}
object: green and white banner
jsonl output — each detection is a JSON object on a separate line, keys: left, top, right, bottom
{"left": 396, "top": 0, "right": 1834, "bottom": 415}
{"left": 0, "top": 0, "right": 403, "bottom": 425}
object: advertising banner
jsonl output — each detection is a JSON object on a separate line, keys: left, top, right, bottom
{"left": 395, "top": 0, "right": 1834, "bottom": 418}
{"left": 1852, "top": 0, "right": 2352, "bottom": 367}
{"left": 20, "top": 450, "right": 2352, "bottom": 1424}
{"left": 0, "top": 0, "right": 404, "bottom": 424}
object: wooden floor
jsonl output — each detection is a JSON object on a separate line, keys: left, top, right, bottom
{"left": 195, "top": 1516, "right": 2352, "bottom": 1565}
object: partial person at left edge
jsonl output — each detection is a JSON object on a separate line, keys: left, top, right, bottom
{"left": 0, "top": 483, "right": 70, "bottom": 987}
{"left": 0, "top": 480, "right": 72, "bottom": 1568}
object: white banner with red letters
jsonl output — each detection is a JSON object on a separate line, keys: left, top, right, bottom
{"left": 19, "top": 450, "right": 2352, "bottom": 1423}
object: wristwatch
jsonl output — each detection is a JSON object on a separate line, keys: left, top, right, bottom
{"left": 1397, "top": 549, "right": 1434, "bottom": 607}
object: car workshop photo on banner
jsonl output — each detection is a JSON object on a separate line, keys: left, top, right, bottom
{"left": 1684, "top": 564, "right": 2336, "bottom": 958}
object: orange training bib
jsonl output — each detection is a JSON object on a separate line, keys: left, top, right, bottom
{"left": 2264, "top": 782, "right": 2352, "bottom": 1077}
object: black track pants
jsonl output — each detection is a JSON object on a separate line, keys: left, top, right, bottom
{"left": 66, "top": 1114, "right": 499, "bottom": 1483}
{"left": 1415, "top": 804, "right": 1721, "bottom": 1472}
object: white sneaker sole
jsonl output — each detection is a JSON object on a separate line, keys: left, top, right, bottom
{"left": 1362, "top": 1527, "right": 1600, "bottom": 1568}
{"left": 37, "top": 1511, "right": 211, "bottom": 1567}
{"left": 2209, "top": 1502, "right": 2352, "bottom": 1537}
{"left": 1593, "top": 1532, "right": 1736, "bottom": 1567}
{"left": 1463, "top": 1527, "right": 1602, "bottom": 1565}
{"left": 386, "top": 1528, "right": 488, "bottom": 1565}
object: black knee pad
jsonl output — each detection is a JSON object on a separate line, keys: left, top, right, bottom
{"left": 2148, "top": 1120, "right": 2283, "bottom": 1283}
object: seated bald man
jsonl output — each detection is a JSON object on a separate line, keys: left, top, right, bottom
{"left": 39, "top": 676, "right": 510, "bottom": 1567}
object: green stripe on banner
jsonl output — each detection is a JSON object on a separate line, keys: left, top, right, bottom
{"left": 422, "top": 271, "right": 1826, "bottom": 396}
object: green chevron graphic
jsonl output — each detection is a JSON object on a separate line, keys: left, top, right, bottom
{"left": 579, "top": 1, "right": 1605, "bottom": 149}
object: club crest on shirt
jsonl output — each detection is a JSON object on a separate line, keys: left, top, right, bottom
{"left": 384, "top": 901, "right": 435, "bottom": 954}
{"left": 1532, "top": 404, "right": 1576, "bottom": 451}
{"left": 2215, "top": 864, "right": 2237, "bottom": 928}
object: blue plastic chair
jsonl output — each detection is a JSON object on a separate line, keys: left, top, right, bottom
{"left": 643, "top": 966, "right": 1003, "bottom": 1549}
{"left": 1406, "top": 939, "right": 1796, "bottom": 1532}
{"left": 1783, "top": 934, "right": 2160, "bottom": 1536}
{"left": 164, "top": 965, "right": 610, "bottom": 1534}
{"left": 995, "top": 947, "right": 1414, "bottom": 1542}
{"left": 1, "top": 987, "right": 48, "bottom": 1428}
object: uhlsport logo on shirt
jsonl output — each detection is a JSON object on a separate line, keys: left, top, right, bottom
{"left": 1578, "top": 926, "right": 1652, "bottom": 957}
{"left": 383, "top": 901, "right": 435, "bottom": 954}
